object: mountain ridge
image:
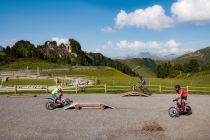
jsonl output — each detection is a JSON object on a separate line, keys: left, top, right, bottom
{"left": 172, "top": 46, "right": 210, "bottom": 64}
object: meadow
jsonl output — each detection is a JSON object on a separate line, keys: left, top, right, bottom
{"left": 2, "top": 67, "right": 210, "bottom": 95}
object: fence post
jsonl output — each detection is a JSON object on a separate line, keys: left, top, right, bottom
{"left": 95, "top": 77, "right": 98, "bottom": 85}
{"left": 105, "top": 83, "right": 107, "bottom": 94}
{"left": 159, "top": 85, "right": 161, "bottom": 93}
{"left": 76, "top": 84, "right": 78, "bottom": 94}
{"left": 186, "top": 86, "right": 189, "bottom": 94}
{"left": 46, "top": 85, "right": 48, "bottom": 93}
{"left": 15, "top": 85, "right": 17, "bottom": 94}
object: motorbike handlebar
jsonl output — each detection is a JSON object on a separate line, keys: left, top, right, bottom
{"left": 173, "top": 98, "right": 178, "bottom": 102}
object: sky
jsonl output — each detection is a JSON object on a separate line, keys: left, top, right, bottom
{"left": 0, "top": 0, "right": 210, "bottom": 58}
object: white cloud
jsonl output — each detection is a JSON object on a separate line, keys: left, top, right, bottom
{"left": 93, "top": 40, "right": 195, "bottom": 58}
{"left": 116, "top": 39, "right": 194, "bottom": 56}
{"left": 116, "top": 40, "right": 146, "bottom": 50}
{"left": 94, "top": 48, "right": 102, "bottom": 53}
{"left": 171, "top": 0, "right": 210, "bottom": 23}
{"left": 52, "top": 37, "right": 69, "bottom": 46}
{"left": 115, "top": 5, "right": 173, "bottom": 30}
{"left": 101, "top": 26, "right": 115, "bottom": 32}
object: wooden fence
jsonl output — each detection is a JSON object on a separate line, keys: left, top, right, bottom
{"left": 55, "top": 84, "right": 210, "bottom": 94}
{"left": 0, "top": 84, "right": 210, "bottom": 94}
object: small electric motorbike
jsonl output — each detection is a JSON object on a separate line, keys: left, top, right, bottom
{"left": 45, "top": 93, "right": 72, "bottom": 110}
{"left": 132, "top": 83, "right": 152, "bottom": 95}
{"left": 168, "top": 98, "right": 192, "bottom": 117}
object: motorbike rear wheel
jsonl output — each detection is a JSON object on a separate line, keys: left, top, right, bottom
{"left": 143, "top": 88, "right": 152, "bottom": 95}
{"left": 186, "top": 105, "right": 192, "bottom": 115}
{"left": 168, "top": 107, "right": 180, "bottom": 117}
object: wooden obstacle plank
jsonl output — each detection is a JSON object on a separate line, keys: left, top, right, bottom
{"left": 64, "top": 102, "right": 114, "bottom": 110}
{"left": 122, "top": 91, "right": 149, "bottom": 97}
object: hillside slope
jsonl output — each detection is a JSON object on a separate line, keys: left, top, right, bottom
{"left": 173, "top": 46, "right": 210, "bottom": 64}
{"left": 0, "top": 58, "right": 69, "bottom": 70}
{"left": 118, "top": 58, "right": 157, "bottom": 77}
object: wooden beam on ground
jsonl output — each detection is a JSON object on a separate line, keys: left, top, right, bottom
{"left": 122, "top": 91, "right": 149, "bottom": 97}
{"left": 64, "top": 102, "right": 114, "bottom": 110}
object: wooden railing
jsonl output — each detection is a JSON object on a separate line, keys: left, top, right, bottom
{"left": 0, "top": 84, "right": 210, "bottom": 94}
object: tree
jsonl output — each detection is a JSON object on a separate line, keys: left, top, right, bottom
{"left": 188, "top": 59, "right": 200, "bottom": 72}
{"left": 157, "top": 62, "right": 173, "bottom": 78}
{"left": 10, "top": 40, "right": 37, "bottom": 58}
{"left": 69, "top": 39, "right": 81, "bottom": 53}
{"left": 4, "top": 46, "right": 11, "bottom": 56}
{"left": 173, "top": 64, "right": 183, "bottom": 71}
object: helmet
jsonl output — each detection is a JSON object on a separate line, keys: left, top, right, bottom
{"left": 139, "top": 76, "right": 143, "bottom": 80}
{"left": 175, "top": 85, "right": 180, "bottom": 92}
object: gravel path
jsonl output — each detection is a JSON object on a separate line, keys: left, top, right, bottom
{"left": 0, "top": 94, "right": 210, "bottom": 140}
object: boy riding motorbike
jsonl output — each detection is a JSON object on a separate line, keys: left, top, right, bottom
{"left": 51, "top": 84, "right": 62, "bottom": 104}
{"left": 174, "top": 85, "right": 187, "bottom": 112}
{"left": 139, "top": 76, "right": 146, "bottom": 88}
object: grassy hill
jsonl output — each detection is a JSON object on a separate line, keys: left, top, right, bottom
{"left": 118, "top": 58, "right": 157, "bottom": 77}
{"left": 0, "top": 58, "right": 69, "bottom": 70}
{"left": 173, "top": 46, "right": 210, "bottom": 64}
{"left": 41, "top": 67, "right": 135, "bottom": 86}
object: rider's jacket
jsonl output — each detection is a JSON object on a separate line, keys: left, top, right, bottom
{"left": 178, "top": 88, "right": 187, "bottom": 97}
{"left": 52, "top": 88, "right": 61, "bottom": 94}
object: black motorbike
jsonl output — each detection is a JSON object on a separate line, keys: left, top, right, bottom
{"left": 45, "top": 93, "right": 72, "bottom": 110}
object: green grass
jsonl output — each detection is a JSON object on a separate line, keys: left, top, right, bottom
{"left": 0, "top": 52, "right": 5, "bottom": 56}
{"left": 119, "top": 58, "right": 157, "bottom": 77}
{"left": 41, "top": 68, "right": 137, "bottom": 86}
{"left": 3, "top": 79, "right": 55, "bottom": 86}
{"left": 0, "top": 58, "right": 69, "bottom": 70}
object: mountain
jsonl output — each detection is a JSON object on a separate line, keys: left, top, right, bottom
{"left": 118, "top": 58, "right": 157, "bottom": 77}
{"left": 173, "top": 46, "right": 210, "bottom": 64}
{"left": 136, "top": 52, "right": 159, "bottom": 59}
{"left": 0, "top": 46, "right": 4, "bottom": 51}
{"left": 125, "top": 51, "right": 179, "bottom": 60}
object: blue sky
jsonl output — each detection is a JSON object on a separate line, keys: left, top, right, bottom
{"left": 1, "top": 0, "right": 210, "bottom": 58}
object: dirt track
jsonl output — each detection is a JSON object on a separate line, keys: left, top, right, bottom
{"left": 0, "top": 94, "right": 210, "bottom": 140}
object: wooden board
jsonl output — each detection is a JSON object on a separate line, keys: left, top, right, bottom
{"left": 122, "top": 91, "right": 149, "bottom": 97}
{"left": 64, "top": 102, "right": 114, "bottom": 110}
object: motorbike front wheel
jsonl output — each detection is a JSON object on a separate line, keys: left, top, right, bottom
{"left": 62, "top": 98, "right": 72, "bottom": 106}
{"left": 45, "top": 102, "right": 56, "bottom": 110}
{"left": 168, "top": 107, "right": 180, "bottom": 117}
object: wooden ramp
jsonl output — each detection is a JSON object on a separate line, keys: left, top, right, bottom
{"left": 64, "top": 102, "right": 114, "bottom": 110}
{"left": 122, "top": 91, "right": 149, "bottom": 97}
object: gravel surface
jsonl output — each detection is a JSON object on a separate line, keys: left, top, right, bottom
{"left": 0, "top": 94, "right": 210, "bottom": 140}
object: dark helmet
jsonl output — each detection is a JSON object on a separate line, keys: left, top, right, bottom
{"left": 175, "top": 85, "right": 180, "bottom": 92}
